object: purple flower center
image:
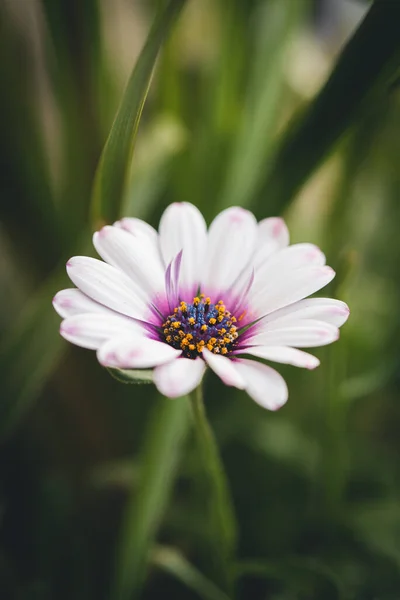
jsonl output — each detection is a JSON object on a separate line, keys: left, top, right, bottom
{"left": 162, "top": 295, "right": 239, "bottom": 359}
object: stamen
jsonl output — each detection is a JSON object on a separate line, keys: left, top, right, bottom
{"left": 162, "top": 296, "right": 239, "bottom": 359}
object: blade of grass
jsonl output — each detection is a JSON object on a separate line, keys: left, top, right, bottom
{"left": 0, "top": 269, "right": 68, "bottom": 439}
{"left": 219, "top": 0, "right": 307, "bottom": 210}
{"left": 112, "top": 395, "right": 189, "bottom": 600}
{"left": 253, "top": 0, "right": 400, "bottom": 217}
{"left": 152, "top": 545, "right": 231, "bottom": 600}
{"left": 0, "top": 237, "right": 91, "bottom": 439}
{"left": 91, "top": 0, "right": 187, "bottom": 228}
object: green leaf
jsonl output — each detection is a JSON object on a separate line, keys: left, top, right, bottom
{"left": 107, "top": 368, "right": 153, "bottom": 385}
{"left": 235, "top": 558, "right": 345, "bottom": 599}
{"left": 112, "top": 395, "right": 189, "bottom": 600}
{"left": 219, "top": 0, "right": 307, "bottom": 210}
{"left": 152, "top": 545, "right": 231, "bottom": 600}
{"left": 254, "top": 0, "right": 400, "bottom": 217}
{"left": 0, "top": 270, "right": 67, "bottom": 439}
{"left": 91, "top": 0, "right": 188, "bottom": 227}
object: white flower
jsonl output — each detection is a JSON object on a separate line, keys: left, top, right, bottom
{"left": 53, "top": 203, "right": 349, "bottom": 410}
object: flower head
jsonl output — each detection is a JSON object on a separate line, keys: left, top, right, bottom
{"left": 53, "top": 203, "right": 349, "bottom": 409}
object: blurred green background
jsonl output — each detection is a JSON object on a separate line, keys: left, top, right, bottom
{"left": 1, "top": 0, "right": 400, "bottom": 598}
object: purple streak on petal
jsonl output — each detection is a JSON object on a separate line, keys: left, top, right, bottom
{"left": 165, "top": 261, "right": 174, "bottom": 313}
{"left": 230, "top": 269, "right": 255, "bottom": 317}
{"left": 173, "top": 249, "right": 183, "bottom": 303}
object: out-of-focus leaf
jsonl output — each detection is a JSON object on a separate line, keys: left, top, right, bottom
{"left": 219, "top": 0, "right": 307, "bottom": 210}
{"left": 0, "top": 237, "right": 91, "bottom": 439}
{"left": 107, "top": 368, "right": 153, "bottom": 385}
{"left": 0, "top": 270, "right": 66, "bottom": 439}
{"left": 112, "top": 395, "right": 189, "bottom": 600}
{"left": 152, "top": 545, "right": 230, "bottom": 600}
{"left": 91, "top": 0, "right": 187, "bottom": 228}
{"left": 254, "top": 0, "right": 400, "bottom": 217}
{"left": 236, "top": 558, "right": 345, "bottom": 599}
{"left": 352, "top": 502, "right": 400, "bottom": 567}
{"left": 122, "top": 115, "right": 187, "bottom": 219}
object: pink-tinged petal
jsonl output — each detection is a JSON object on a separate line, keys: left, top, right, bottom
{"left": 203, "top": 348, "right": 246, "bottom": 388}
{"left": 252, "top": 243, "right": 326, "bottom": 298}
{"left": 202, "top": 206, "right": 257, "bottom": 297}
{"left": 114, "top": 217, "right": 158, "bottom": 245}
{"left": 153, "top": 357, "right": 206, "bottom": 398}
{"left": 248, "top": 319, "right": 339, "bottom": 348}
{"left": 234, "top": 346, "right": 320, "bottom": 370}
{"left": 67, "top": 256, "right": 155, "bottom": 321}
{"left": 159, "top": 202, "right": 207, "bottom": 299}
{"left": 97, "top": 337, "right": 181, "bottom": 369}
{"left": 60, "top": 313, "right": 144, "bottom": 350}
{"left": 233, "top": 359, "right": 288, "bottom": 410}
{"left": 53, "top": 288, "right": 112, "bottom": 318}
{"left": 258, "top": 298, "right": 350, "bottom": 328}
{"left": 93, "top": 226, "right": 165, "bottom": 299}
{"left": 254, "top": 217, "right": 290, "bottom": 268}
{"left": 249, "top": 266, "right": 336, "bottom": 319}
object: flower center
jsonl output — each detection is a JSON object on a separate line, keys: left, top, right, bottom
{"left": 162, "top": 295, "right": 239, "bottom": 359}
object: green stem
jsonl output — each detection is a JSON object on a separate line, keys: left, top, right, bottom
{"left": 189, "top": 385, "right": 237, "bottom": 596}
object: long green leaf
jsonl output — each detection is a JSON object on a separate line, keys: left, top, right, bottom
{"left": 91, "top": 0, "right": 187, "bottom": 228}
{"left": 253, "top": 0, "right": 400, "bottom": 217}
{"left": 219, "top": 0, "right": 307, "bottom": 210}
{"left": 152, "top": 546, "right": 230, "bottom": 600}
{"left": 0, "top": 273, "right": 65, "bottom": 439}
{"left": 112, "top": 395, "right": 189, "bottom": 600}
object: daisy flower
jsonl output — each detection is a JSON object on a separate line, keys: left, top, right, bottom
{"left": 53, "top": 203, "right": 349, "bottom": 410}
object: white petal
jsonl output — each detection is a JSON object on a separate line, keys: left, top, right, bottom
{"left": 93, "top": 226, "right": 165, "bottom": 299}
{"left": 252, "top": 243, "right": 326, "bottom": 298}
{"left": 202, "top": 206, "right": 257, "bottom": 296}
{"left": 260, "top": 298, "right": 350, "bottom": 328}
{"left": 97, "top": 336, "right": 181, "bottom": 368}
{"left": 153, "top": 357, "right": 206, "bottom": 398}
{"left": 60, "top": 313, "right": 144, "bottom": 350}
{"left": 254, "top": 217, "right": 289, "bottom": 268}
{"left": 235, "top": 346, "right": 320, "bottom": 369}
{"left": 159, "top": 202, "right": 207, "bottom": 299}
{"left": 114, "top": 217, "right": 159, "bottom": 245}
{"left": 53, "top": 288, "right": 111, "bottom": 318}
{"left": 249, "top": 319, "right": 339, "bottom": 348}
{"left": 234, "top": 359, "right": 288, "bottom": 410}
{"left": 203, "top": 348, "right": 246, "bottom": 388}
{"left": 250, "top": 266, "right": 335, "bottom": 318}
{"left": 66, "top": 256, "right": 153, "bottom": 321}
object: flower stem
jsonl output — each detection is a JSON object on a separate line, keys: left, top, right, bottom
{"left": 189, "top": 385, "right": 237, "bottom": 595}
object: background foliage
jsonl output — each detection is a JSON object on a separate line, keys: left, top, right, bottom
{"left": 1, "top": 0, "right": 400, "bottom": 598}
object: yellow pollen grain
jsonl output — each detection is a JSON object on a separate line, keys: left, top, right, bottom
{"left": 174, "top": 336, "right": 180, "bottom": 341}
{"left": 172, "top": 321, "right": 181, "bottom": 329}
{"left": 166, "top": 335, "right": 172, "bottom": 342}
{"left": 201, "top": 324, "right": 208, "bottom": 332}
{"left": 193, "top": 297, "right": 200, "bottom": 306}
{"left": 209, "top": 318, "right": 216, "bottom": 325}
{"left": 189, "top": 344, "right": 195, "bottom": 351}
{"left": 181, "top": 339, "right": 189, "bottom": 347}
{"left": 205, "top": 297, "right": 211, "bottom": 304}
{"left": 220, "top": 328, "right": 226, "bottom": 334}
{"left": 197, "top": 344, "right": 204, "bottom": 353}
{"left": 206, "top": 343, "right": 213, "bottom": 351}
{"left": 221, "top": 347, "right": 228, "bottom": 354}
{"left": 163, "top": 328, "right": 169, "bottom": 334}
{"left": 188, "top": 317, "right": 195, "bottom": 325}
{"left": 186, "top": 333, "right": 193, "bottom": 341}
